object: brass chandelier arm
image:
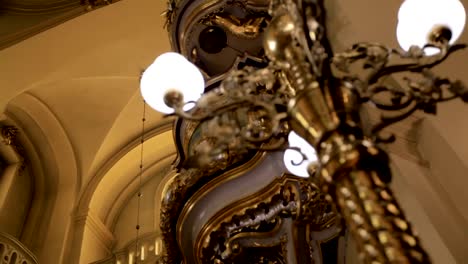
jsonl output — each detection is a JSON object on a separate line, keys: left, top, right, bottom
{"left": 368, "top": 44, "right": 466, "bottom": 85}
{"left": 265, "top": 1, "right": 437, "bottom": 263}
{"left": 331, "top": 40, "right": 466, "bottom": 89}
{"left": 288, "top": 91, "right": 432, "bottom": 263}
{"left": 182, "top": 98, "right": 285, "bottom": 143}
{"left": 156, "top": 0, "right": 468, "bottom": 262}
{"left": 335, "top": 170, "right": 430, "bottom": 264}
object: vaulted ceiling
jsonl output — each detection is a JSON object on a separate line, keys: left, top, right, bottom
{"left": 0, "top": 0, "right": 468, "bottom": 262}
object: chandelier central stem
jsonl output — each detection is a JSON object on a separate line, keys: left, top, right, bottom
{"left": 265, "top": 6, "right": 432, "bottom": 264}
{"left": 144, "top": 0, "right": 468, "bottom": 262}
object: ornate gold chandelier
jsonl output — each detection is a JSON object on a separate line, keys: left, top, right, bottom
{"left": 141, "top": 0, "right": 467, "bottom": 263}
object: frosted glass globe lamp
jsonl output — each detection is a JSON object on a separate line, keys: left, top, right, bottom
{"left": 283, "top": 131, "right": 318, "bottom": 178}
{"left": 140, "top": 52, "right": 205, "bottom": 114}
{"left": 397, "top": 0, "right": 466, "bottom": 54}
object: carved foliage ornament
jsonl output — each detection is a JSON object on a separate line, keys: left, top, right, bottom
{"left": 159, "top": 168, "right": 204, "bottom": 263}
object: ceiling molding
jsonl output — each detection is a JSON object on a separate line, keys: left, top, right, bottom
{"left": 74, "top": 209, "right": 116, "bottom": 252}
{"left": 75, "top": 120, "right": 174, "bottom": 216}
{"left": 8, "top": 92, "right": 80, "bottom": 191}
{"left": 106, "top": 153, "right": 176, "bottom": 231}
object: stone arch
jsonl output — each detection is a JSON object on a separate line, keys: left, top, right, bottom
{"left": 5, "top": 92, "right": 78, "bottom": 263}
{"left": 68, "top": 121, "right": 176, "bottom": 264}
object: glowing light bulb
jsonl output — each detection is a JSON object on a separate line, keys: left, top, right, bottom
{"left": 283, "top": 131, "right": 317, "bottom": 178}
{"left": 140, "top": 52, "right": 205, "bottom": 114}
{"left": 396, "top": 0, "right": 466, "bottom": 55}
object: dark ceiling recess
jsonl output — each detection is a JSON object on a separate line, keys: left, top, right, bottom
{"left": 0, "top": 157, "right": 5, "bottom": 176}
{"left": 198, "top": 26, "right": 228, "bottom": 54}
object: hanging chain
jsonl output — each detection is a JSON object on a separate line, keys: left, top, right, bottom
{"left": 135, "top": 100, "right": 146, "bottom": 264}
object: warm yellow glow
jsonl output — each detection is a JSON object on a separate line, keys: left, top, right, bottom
{"left": 155, "top": 237, "right": 163, "bottom": 256}
{"left": 141, "top": 245, "right": 145, "bottom": 260}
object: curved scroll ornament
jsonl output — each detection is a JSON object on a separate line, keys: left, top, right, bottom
{"left": 198, "top": 175, "right": 339, "bottom": 263}
{"left": 331, "top": 41, "right": 468, "bottom": 143}
{"left": 159, "top": 168, "right": 204, "bottom": 263}
{"left": 160, "top": 152, "right": 265, "bottom": 264}
{"left": 199, "top": 12, "right": 268, "bottom": 40}
{"left": 162, "top": 0, "right": 180, "bottom": 28}
{"left": 223, "top": 221, "right": 289, "bottom": 264}
{"left": 169, "top": 65, "right": 293, "bottom": 169}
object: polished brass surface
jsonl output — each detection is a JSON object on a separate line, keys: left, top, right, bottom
{"left": 428, "top": 25, "right": 453, "bottom": 45}
{"left": 289, "top": 88, "right": 432, "bottom": 263}
{"left": 263, "top": 14, "right": 296, "bottom": 62}
{"left": 159, "top": 0, "right": 468, "bottom": 263}
{"left": 264, "top": 12, "right": 339, "bottom": 146}
{"left": 265, "top": 1, "right": 464, "bottom": 262}
{"left": 289, "top": 83, "right": 432, "bottom": 263}
{"left": 288, "top": 88, "right": 339, "bottom": 147}
{"left": 163, "top": 90, "right": 184, "bottom": 109}
{"left": 335, "top": 170, "right": 429, "bottom": 263}
{"left": 202, "top": 14, "right": 266, "bottom": 39}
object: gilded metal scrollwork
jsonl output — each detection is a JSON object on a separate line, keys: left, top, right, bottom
{"left": 168, "top": 66, "right": 292, "bottom": 165}
{"left": 200, "top": 13, "right": 267, "bottom": 39}
{"left": 160, "top": 0, "right": 467, "bottom": 263}
{"left": 331, "top": 41, "right": 468, "bottom": 143}
{"left": 159, "top": 168, "right": 205, "bottom": 264}
{"left": 262, "top": 0, "right": 466, "bottom": 262}
{"left": 336, "top": 170, "right": 429, "bottom": 263}
{"left": 197, "top": 175, "right": 338, "bottom": 263}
